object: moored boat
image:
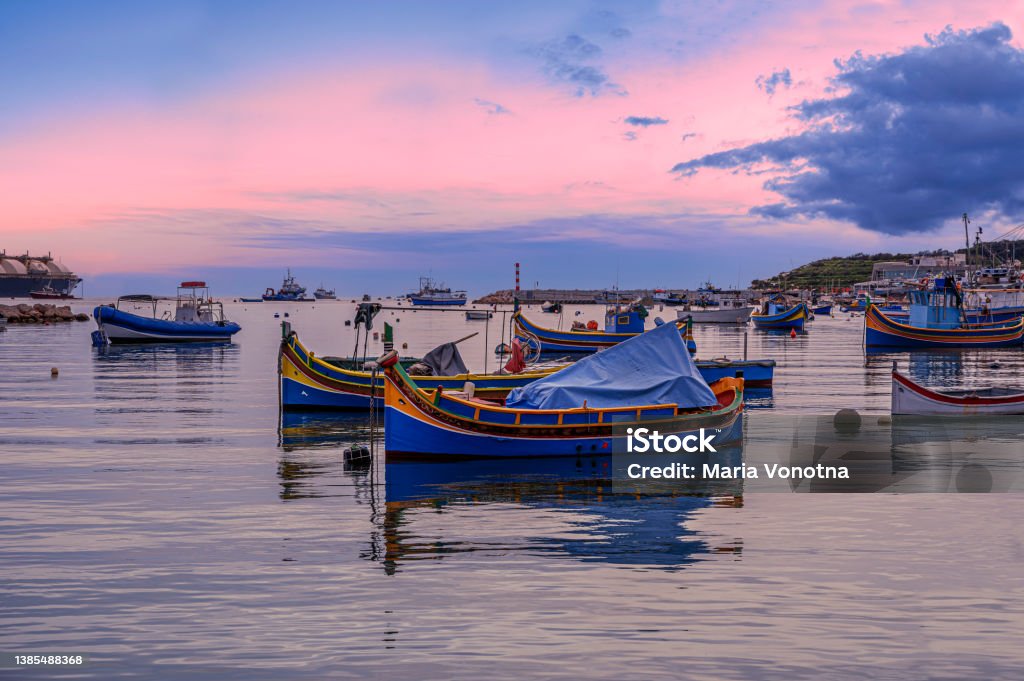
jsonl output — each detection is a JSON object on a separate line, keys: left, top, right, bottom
{"left": 93, "top": 281, "right": 241, "bottom": 345}
{"left": 30, "top": 285, "right": 77, "bottom": 300}
{"left": 513, "top": 304, "right": 652, "bottom": 354}
{"left": 313, "top": 284, "right": 337, "bottom": 300}
{"left": 891, "top": 363, "right": 1024, "bottom": 415}
{"left": 408, "top": 277, "right": 467, "bottom": 306}
{"left": 750, "top": 297, "right": 808, "bottom": 330}
{"left": 811, "top": 304, "right": 832, "bottom": 316}
{"left": 676, "top": 299, "right": 753, "bottom": 324}
{"left": 465, "top": 309, "right": 492, "bottom": 320}
{"left": 381, "top": 321, "right": 744, "bottom": 458}
{"left": 279, "top": 325, "right": 559, "bottom": 410}
{"left": 864, "top": 277, "right": 1024, "bottom": 349}
{"left": 245, "top": 269, "right": 311, "bottom": 302}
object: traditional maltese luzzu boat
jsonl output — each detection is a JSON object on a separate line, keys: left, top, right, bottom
{"left": 279, "top": 324, "right": 559, "bottom": 410}
{"left": 380, "top": 321, "right": 744, "bottom": 459}
{"left": 750, "top": 296, "right": 809, "bottom": 330}
{"left": 865, "top": 277, "right": 1024, "bottom": 349}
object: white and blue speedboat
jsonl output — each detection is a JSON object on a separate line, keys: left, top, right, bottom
{"left": 93, "top": 281, "right": 241, "bottom": 345}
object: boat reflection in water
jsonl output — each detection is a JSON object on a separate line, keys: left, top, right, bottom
{"left": 278, "top": 412, "right": 745, "bottom": 574}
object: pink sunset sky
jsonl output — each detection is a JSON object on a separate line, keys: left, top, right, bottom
{"left": 2, "top": 0, "right": 1023, "bottom": 294}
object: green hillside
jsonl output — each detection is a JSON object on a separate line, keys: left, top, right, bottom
{"left": 751, "top": 252, "right": 919, "bottom": 290}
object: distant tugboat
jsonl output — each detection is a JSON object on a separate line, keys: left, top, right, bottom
{"left": 313, "top": 284, "right": 337, "bottom": 300}
{"left": 30, "top": 284, "right": 77, "bottom": 300}
{"left": 242, "top": 269, "right": 312, "bottom": 302}
{"left": 407, "top": 276, "right": 467, "bottom": 306}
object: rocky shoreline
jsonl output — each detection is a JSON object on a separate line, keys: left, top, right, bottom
{"left": 0, "top": 303, "right": 90, "bottom": 323}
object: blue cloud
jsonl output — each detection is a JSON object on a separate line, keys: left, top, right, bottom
{"left": 534, "top": 34, "right": 623, "bottom": 97}
{"left": 473, "top": 97, "right": 510, "bottom": 115}
{"left": 672, "top": 23, "right": 1024, "bottom": 234}
{"left": 623, "top": 131, "right": 638, "bottom": 142}
{"left": 624, "top": 115, "right": 669, "bottom": 127}
{"left": 755, "top": 68, "right": 792, "bottom": 95}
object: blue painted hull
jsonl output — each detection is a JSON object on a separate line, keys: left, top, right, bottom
{"left": 864, "top": 305, "right": 1024, "bottom": 348}
{"left": 750, "top": 303, "right": 808, "bottom": 330}
{"left": 811, "top": 305, "right": 832, "bottom": 315}
{"left": 385, "top": 404, "right": 743, "bottom": 458}
{"left": 94, "top": 306, "right": 241, "bottom": 344}
{"left": 409, "top": 297, "right": 467, "bottom": 306}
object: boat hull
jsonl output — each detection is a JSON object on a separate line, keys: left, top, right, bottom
{"left": 676, "top": 306, "right": 753, "bottom": 324}
{"left": 94, "top": 306, "right": 241, "bottom": 344}
{"left": 382, "top": 362, "right": 745, "bottom": 458}
{"left": 864, "top": 305, "right": 1024, "bottom": 348}
{"left": 384, "top": 402, "right": 743, "bottom": 458}
{"left": 409, "top": 297, "right": 467, "bottom": 306}
{"left": 811, "top": 304, "right": 832, "bottom": 316}
{"left": 750, "top": 303, "right": 808, "bottom": 330}
{"left": 892, "top": 371, "right": 1024, "bottom": 415}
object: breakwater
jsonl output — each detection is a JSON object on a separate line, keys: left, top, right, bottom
{"left": 0, "top": 303, "right": 90, "bottom": 323}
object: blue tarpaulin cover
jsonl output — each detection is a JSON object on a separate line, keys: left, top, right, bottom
{"left": 504, "top": 321, "right": 717, "bottom": 410}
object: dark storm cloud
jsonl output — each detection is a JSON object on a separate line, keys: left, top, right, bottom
{"left": 672, "top": 23, "right": 1024, "bottom": 234}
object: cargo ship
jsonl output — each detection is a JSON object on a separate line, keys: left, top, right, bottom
{"left": 0, "top": 251, "right": 82, "bottom": 298}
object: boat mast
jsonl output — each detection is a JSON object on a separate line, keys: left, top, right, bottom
{"left": 963, "top": 213, "right": 971, "bottom": 281}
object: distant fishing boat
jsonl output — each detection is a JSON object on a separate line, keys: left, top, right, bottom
{"left": 380, "top": 321, "right": 744, "bottom": 458}
{"left": 30, "top": 285, "right": 77, "bottom": 300}
{"left": 891, "top": 363, "right": 1024, "bottom": 415}
{"left": 652, "top": 290, "right": 687, "bottom": 306}
{"left": 242, "top": 269, "right": 311, "bottom": 302}
{"left": 465, "top": 309, "right": 492, "bottom": 320}
{"left": 313, "top": 284, "right": 337, "bottom": 300}
{"left": 408, "top": 277, "right": 467, "bottom": 306}
{"left": 750, "top": 296, "right": 808, "bottom": 330}
{"left": 811, "top": 304, "right": 832, "bottom": 316}
{"left": 676, "top": 291, "right": 753, "bottom": 324}
{"left": 279, "top": 324, "right": 558, "bottom": 410}
{"left": 865, "top": 277, "right": 1024, "bottom": 348}
{"left": 513, "top": 303, "right": 652, "bottom": 353}
{"left": 541, "top": 301, "right": 562, "bottom": 313}
{"left": 92, "top": 281, "right": 241, "bottom": 345}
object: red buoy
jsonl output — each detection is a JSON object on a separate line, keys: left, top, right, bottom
{"left": 790, "top": 328, "right": 797, "bottom": 338}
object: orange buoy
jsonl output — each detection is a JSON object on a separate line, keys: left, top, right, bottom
{"left": 790, "top": 328, "right": 797, "bottom": 338}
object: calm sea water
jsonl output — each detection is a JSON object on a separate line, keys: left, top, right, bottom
{"left": 2, "top": 300, "right": 1023, "bottom": 680}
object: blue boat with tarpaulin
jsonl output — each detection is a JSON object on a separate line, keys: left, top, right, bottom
{"left": 381, "top": 321, "right": 744, "bottom": 458}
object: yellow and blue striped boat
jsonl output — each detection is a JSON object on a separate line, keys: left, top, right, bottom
{"left": 279, "top": 328, "right": 560, "bottom": 411}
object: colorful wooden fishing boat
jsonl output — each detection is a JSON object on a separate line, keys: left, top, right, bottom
{"left": 279, "top": 326, "right": 559, "bottom": 410}
{"left": 811, "top": 304, "right": 832, "bottom": 316}
{"left": 280, "top": 325, "right": 774, "bottom": 410}
{"left": 750, "top": 297, "right": 808, "bottom": 330}
{"left": 891, "top": 363, "right": 1024, "bottom": 415}
{"left": 864, "top": 278, "right": 1024, "bottom": 348}
{"left": 513, "top": 305, "right": 652, "bottom": 353}
{"left": 381, "top": 321, "right": 744, "bottom": 459}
